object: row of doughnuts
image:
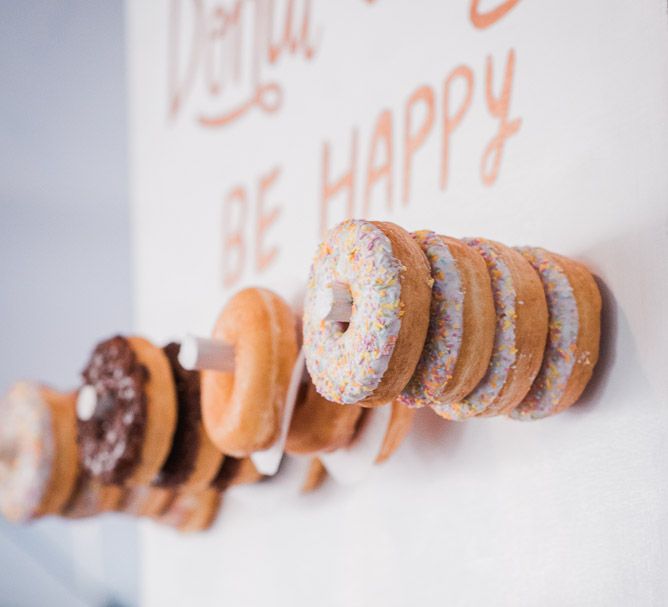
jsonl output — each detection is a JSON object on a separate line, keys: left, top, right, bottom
{"left": 303, "top": 219, "right": 601, "bottom": 420}
{"left": 0, "top": 218, "right": 601, "bottom": 525}
{"left": 0, "top": 320, "right": 412, "bottom": 525}
{"left": 0, "top": 379, "right": 263, "bottom": 529}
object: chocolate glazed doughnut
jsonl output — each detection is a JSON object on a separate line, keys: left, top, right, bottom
{"left": 77, "top": 336, "right": 177, "bottom": 485}
{"left": 201, "top": 288, "right": 298, "bottom": 456}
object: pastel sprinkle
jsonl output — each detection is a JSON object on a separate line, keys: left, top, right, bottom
{"left": 511, "top": 247, "right": 579, "bottom": 420}
{"left": 432, "top": 238, "right": 517, "bottom": 420}
{"left": 398, "top": 231, "right": 463, "bottom": 408}
{"left": 0, "top": 382, "right": 55, "bottom": 522}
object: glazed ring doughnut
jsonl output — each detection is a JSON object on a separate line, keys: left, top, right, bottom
{"left": 201, "top": 288, "right": 298, "bottom": 456}
{"left": 0, "top": 383, "right": 78, "bottom": 522}
{"left": 152, "top": 343, "right": 223, "bottom": 491}
{"left": 77, "top": 335, "right": 177, "bottom": 485}
{"left": 398, "top": 232, "right": 495, "bottom": 408}
{"left": 286, "top": 380, "right": 362, "bottom": 455}
{"left": 432, "top": 238, "right": 548, "bottom": 419}
{"left": 511, "top": 247, "right": 601, "bottom": 420}
{"left": 303, "top": 219, "right": 431, "bottom": 406}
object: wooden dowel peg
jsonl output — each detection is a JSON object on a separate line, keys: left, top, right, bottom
{"left": 315, "top": 281, "right": 353, "bottom": 322}
{"left": 179, "top": 335, "right": 235, "bottom": 373}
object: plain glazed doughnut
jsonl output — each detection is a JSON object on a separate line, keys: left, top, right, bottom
{"left": 0, "top": 383, "right": 78, "bottom": 522}
{"left": 398, "top": 232, "right": 495, "bottom": 408}
{"left": 511, "top": 247, "right": 601, "bottom": 420}
{"left": 286, "top": 380, "right": 362, "bottom": 455}
{"left": 201, "top": 288, "right": 298, "bottom": 456}
{"left": 432, "top": 239, "right": 548, "bottom": 419}
{"left": 153, "top": 343, "right": 222, "bottom": 492}
{"left": 77, "top": 336, "right": 177, "bottom": 485}
{"left": 303, "top": 219, "right": 431, "bottom": 407}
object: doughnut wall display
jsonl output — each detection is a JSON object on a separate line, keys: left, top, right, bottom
{"left": 0, "top": 220, "right": 601, "bottom": 534}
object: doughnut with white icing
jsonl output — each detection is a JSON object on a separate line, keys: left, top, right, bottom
{"left": 398, "top": 232, "right": 495, "bottom": 409}
{"left": 432, "top": 238, "right": 548, "bottom": 419}
{"left": 511, "top": 247, "right": 601, "bottom": 420}
{"left": 0, "top": 383, "right": 78, "bottom": 522}
{"left": 303, "top": 219, "right": 431, "bottom": 407}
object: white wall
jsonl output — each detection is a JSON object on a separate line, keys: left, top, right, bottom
{"left": 0, "top": 2, "right": 137, "bottom": 605}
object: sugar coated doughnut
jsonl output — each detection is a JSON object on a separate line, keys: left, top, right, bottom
{"left": 153, "top": 343, "right": 222, "bottom": 491}
{"left": 0, "top": 383, "right": 78, "bottom": 522}
{"left": 286, "top": 380, "right": 362, "bottom": 455}
{"left": 201, "top": 288, "right": 298, "bottom": 456}
{"left": 398, "top": 232, "right": 495, "bottom": 408}
{"left": 432, "top": 238, "right": 547, "bottom": 419}
{"left": 303, "top": 219, "right": 431, "bottom": 406}
{"left": 511, "top": 247, "right": 601, "bottom": 420}
{"left": 77, "top": 335, "right": 177, "bottom": 485}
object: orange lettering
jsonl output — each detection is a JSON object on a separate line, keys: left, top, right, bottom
{"left": 441, "top": 65, "right": 474, "bottom": 190}
{"left": 222, "top": 185, "right": 248, "bottom": 287}
{"left": 363, "top": 109, "right": 394, "bottom": 216}
{"left": 481, "top": 48, "right": 521, "bottom": 187}
{"left": 256, "top": 166, "right": 282, "bottom": 272}
{"left": 168, "top": 0, "right": 204, "bottom": 118}
{"left": 320, "top": 131, "right": 358, "bottom": 237}
{"left": 469, "top": 0, "right": 520, "bottom": 29}
{"left": 403, "top": 85, "right": 435, "bottom": 205}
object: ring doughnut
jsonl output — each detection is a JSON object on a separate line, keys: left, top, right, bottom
{"left": 0, "top": 383, "right": 78, "bottom": 522}
{"left": 432, "top": 238, "right": 548, "bottom": 419}
{"left": 201, "top": 288, "right": 298, "bottom": 456}
{"left": 152, "top": 343, "right": 223, "bottom": 491}
{"left": 303, "top": 219, "right": 431, "bottom": 406}
{"left": 77, "top": 335, "right": 177, "bottom": 485}
{"left": 511, "top": 247, "right": 601, "bottom": 420}
{"left": 286, "top": 379, "right": 362, "bottom": 455}
{"left": 398, "top": 232, "right": 495, "bottom": 408}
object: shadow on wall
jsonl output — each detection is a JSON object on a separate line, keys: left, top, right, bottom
{"left": 0, "top": 2, "right": 138, "bottom": 605}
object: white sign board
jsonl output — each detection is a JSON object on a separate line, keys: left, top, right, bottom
{"left": 128, "top": 1, "right": 668, "bottom": 605}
